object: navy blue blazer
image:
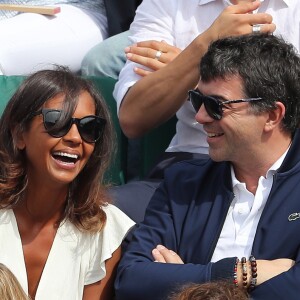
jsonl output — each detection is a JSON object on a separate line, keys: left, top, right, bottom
{"left": 115, "top": 130, "right": 300, "bottom": 300}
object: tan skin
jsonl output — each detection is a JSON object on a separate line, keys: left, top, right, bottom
{"left": 123, "top": 0, "right": 294, "bottom": 288}
{"left": 13, "top": 191, "right": 65, "bottom": 299}
{"left": 127, "top": 0, "right": 264, "bottom": 77}
{"left": 152, "top": 245, "right": 294, "bottom": 288}
{"left": 196, "top": 77, "right": 291, "bottom": 193}
{"left": 119, "top": 0, "right": 276, "bottom": 138}
{"left": 13, "top": 92, "right": 120, "bottom": 300}
{"left": 83, "top": 247, "right": 121, "bottom": 300}
{"left": 151, "top": 76, "right": 295, "bottom": 287}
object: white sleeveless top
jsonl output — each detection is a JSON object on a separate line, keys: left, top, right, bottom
{"left": 0, "top": 204, "right": 134, "bottom": 300}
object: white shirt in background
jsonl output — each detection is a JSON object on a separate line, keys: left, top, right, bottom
{"left": 114, "top": 0, "right": 299, "bottom": 154}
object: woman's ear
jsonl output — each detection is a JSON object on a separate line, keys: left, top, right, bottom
{"left": 12, "top": 126, "right": 26, "bottom": 150}
{"left": 264, "top": 101, "right": 285, "bottom": 132}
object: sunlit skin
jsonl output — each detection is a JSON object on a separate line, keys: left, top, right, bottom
{"left": 123, "top": 1, "right": 266, "bottom": 78}
{"left": 118, "top": 0, "right": 276, "bottom": 138}
{"left": 194, "top": 76, "right": 290, "bottom": 188}
{"left": 12, "top": 91, "right": 97, "bottom": 299}
{"left": 19, "top": 91, "right": 96, "bottom": 190}
{"left": 150, "top": 75, "right": 293, "bottom": 287}
{"left": 195, "top": 76, "right": 268, "bottom": 164}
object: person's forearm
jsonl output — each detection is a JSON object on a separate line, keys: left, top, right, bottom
{"left": 119, "top": 0, "right": 274, "bottom": 138}
{"left": 119, "top": 35, "right": 207, "bottom": 138}
{"left": 251, "top": 260, "right": 298, "bottom": 299}
{"left": 236, "top": 258, "right": 294, "bottom": 288}
{"left": 115, "top": 258, "right": 236, "bottom": 300}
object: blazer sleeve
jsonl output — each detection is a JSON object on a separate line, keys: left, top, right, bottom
{"left": 114, "top": 179, "right": 235, "bottom": 300}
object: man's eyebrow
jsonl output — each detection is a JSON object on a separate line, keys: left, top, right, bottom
{"left": 196, "top": 88, "right": 229, "bottom": 101}
{"left": 210, "top": 94, "right": 227, "bottom": 101}
{"left": 198, "top": 91, "right": 228, "bottom": 101}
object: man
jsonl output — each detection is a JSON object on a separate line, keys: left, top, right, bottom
{"left": 114, "top": 33, "right": 300, "bottom": 300}
{"left": 88, "top": 0, "right": 300, "bottom": 223}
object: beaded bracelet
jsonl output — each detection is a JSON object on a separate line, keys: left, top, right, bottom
{"left": 241, "top": 257, "right": 248, "bottom": 289}
{"left": 248, "top": 255, "right": 257, "bottom": 292}
{"left": 233, "top": 257, "right": 239, "bottom": 287}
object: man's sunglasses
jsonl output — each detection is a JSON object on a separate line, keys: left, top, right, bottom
{"left": 31, "top": 108, "right": 106, "bottom": 143}
{"left": 188, "top": 89, "right": 263, "bottom": 120}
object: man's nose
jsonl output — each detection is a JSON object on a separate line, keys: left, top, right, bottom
{"left": 195, "top": 104, "right": 214, "bottom": 124}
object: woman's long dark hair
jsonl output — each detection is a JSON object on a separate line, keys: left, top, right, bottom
{"left": 0, "top": 66, "right": 114, "bottom": 232}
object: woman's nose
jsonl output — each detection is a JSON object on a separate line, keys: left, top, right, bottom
{"left": 62, "top": 123, "right": 82, "bottom": 144}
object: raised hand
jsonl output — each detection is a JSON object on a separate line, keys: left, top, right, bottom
{"left": 201, "top": 0, "right": 276, "bottom": 45}
{"left": 125, "top": 40, "right": 181, "bottom": 77}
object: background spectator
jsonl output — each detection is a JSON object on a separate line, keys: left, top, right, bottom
{"left": 0, "top": 0, "right": 108, "bottom": 75}
{"left": 106, "top": 0, "right": 300, "bottom": 223}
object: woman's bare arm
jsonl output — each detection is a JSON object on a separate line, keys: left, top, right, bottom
{"left": 83, "top": 246, "right": 122, "bottom": 300}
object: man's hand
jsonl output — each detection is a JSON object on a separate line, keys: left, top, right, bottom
{"left": 125, "top": 40, "right": 181, "bottom": 77}
{"left": 201, "top": 0, "right": 276, "bottom": 45}
{"left": 152, "top": 245, "right": 184, "bottom": 264}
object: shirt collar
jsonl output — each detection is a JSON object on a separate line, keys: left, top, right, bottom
{"left": 231, "top": 145, "right": 290, "bottom": 188}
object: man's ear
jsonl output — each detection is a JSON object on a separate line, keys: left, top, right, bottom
{"left": 12, "top": 126, "right": 26, "bottom": 150}
{"left": 264, "top": 102, "right": 285, "bottom": 132}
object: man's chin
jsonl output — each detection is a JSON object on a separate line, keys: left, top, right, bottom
{"left": 208, "top": 151, "right": 225, "bottom": 162}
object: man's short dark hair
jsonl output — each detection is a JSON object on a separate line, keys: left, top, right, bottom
{"left": 200, "top": 33, "right": 300, "bottom": 134}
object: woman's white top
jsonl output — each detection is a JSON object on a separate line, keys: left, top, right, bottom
{"left": 0, "top": 204, "right": 135, "bottom": 300}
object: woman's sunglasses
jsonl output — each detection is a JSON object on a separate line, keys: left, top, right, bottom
{"left": 31, "top": 108, "right": 106, "bottom": 143}
{"left": 188, "top": 89, "right": 262, "bottom": 120}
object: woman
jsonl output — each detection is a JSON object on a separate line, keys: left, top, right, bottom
{"left": 0, "top": 66, "right": 134, "bottom": 299}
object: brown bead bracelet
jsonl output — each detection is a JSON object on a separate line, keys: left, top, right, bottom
{"left": 248, "top": 255, "right": 257, "bottom": 292}
{"left": 241, "top": 257, "right": 248, "bottom": 289}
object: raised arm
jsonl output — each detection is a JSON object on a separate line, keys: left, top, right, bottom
{"left": 118, "top": 0, "right": 275, "bottom": 138}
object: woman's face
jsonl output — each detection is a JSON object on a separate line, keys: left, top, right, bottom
{"left": 17, "top": 91, "right": 97, "bottom": 189}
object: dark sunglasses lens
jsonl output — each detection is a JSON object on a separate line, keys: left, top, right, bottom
{"left": 43, "top": 110, "right": 105, "bottom": 142}
{"left": 189, "top": 90, "right": 202, "bottom": 112}
{"left": 204, "top": 97, "right": 222, "bottom": 120}
{"left": 78, "top": 117, "right": 105, "bottom": 143}
{"left": 43, "top": 110, "right": 61, "bottom": 130}
{"left": 43, "top": 110, "right": 70, "bottom": 137}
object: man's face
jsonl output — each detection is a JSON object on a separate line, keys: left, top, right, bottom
{"left": 195, "top": 75, "right": 268, "bottom": 166}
